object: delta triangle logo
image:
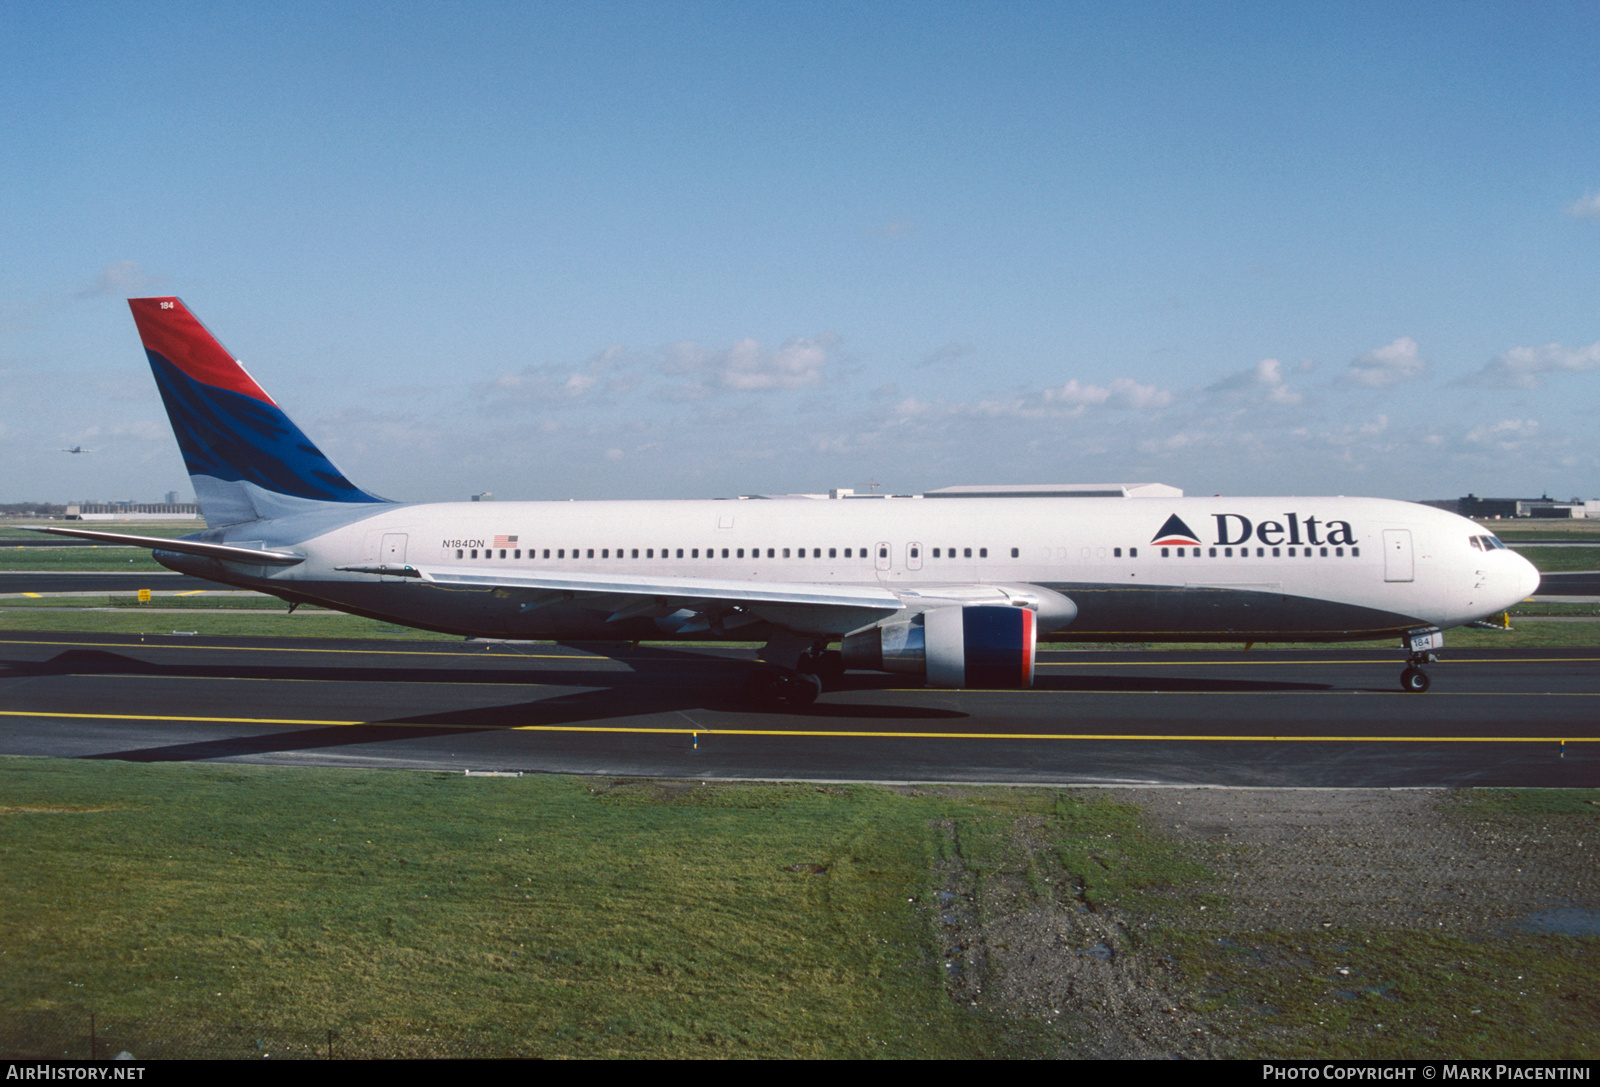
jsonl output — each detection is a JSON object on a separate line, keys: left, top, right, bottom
{"left": 1151, "top": 513, "right": 1202, "bottom": 547}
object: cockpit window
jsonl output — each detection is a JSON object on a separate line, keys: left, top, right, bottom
{"left": 1471, "top": 534, "right": 1507, "bottom": 551}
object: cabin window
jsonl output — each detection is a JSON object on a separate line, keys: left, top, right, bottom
{"left": 691, "top": 548, "right": 699, "bottom": 558}
{"left": 675, "top": 548, "right": 683, "bottom": 558}
{"left": 829, "top": 547, "right": 837, "bottom": 558}
{"left": 1352, "top": 547, "right": 1360, "bottom": 557}
{"left": 767, "top": 548, "right": 775, "bottom": 558}
{"left": 470, "top": 549, "right": 477, "bottom": 559}
{"left": 1320, "top": 546, "right": 1328, "bottom": 557}
{"left": 601, "top": 549, "right": 609, "bottom": 559}
{"left": 1335, "top": 547, "right": 1344, "bottom": 556}
{"left": 737, "top": 548, "right": 745, "bottom": 558}
{"left": 456, "top": 549, "right": 463, "bottom": 559}
{"left": 1209, "top": 547, "right": 1217, "bottom": 557}
{"left": 844, "top": 548, "right": 852, "bottom": 558}
{"left": 963, "top": 547, "right": 972, "bottom": 558}
{"left": 1130, "top": 547, "right": 1137, "bottom": 557}
{"left": 719, "top": 548, "right": 726, "bottom": 558}
{"left": 1014, "top": 547, "right": 1021, "bottom": 558}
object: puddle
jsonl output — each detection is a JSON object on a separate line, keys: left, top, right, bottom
{"left": 1517, "top": 906, "right": 1600, "bottom": 936}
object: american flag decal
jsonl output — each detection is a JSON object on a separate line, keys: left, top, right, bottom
{"left": 494, "top": 535, "right": 518, "bottom": 547}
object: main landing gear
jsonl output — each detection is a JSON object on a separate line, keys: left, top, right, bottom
{"left": 742, "top": 668, "right": 821, "bottom": 705}
{"left": 743, "top": 646, "right": 844, "bottom": 707}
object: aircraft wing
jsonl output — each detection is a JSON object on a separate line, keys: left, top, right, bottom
{"left": 348, "top": 564, "right": 907, "bottom": 635}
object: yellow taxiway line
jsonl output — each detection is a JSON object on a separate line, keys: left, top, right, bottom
{"left": 0, "top": 708, "right": 1593, "bottom": 743}
{"left": 4, "top": 637, "right": 1599, "bottom": 667}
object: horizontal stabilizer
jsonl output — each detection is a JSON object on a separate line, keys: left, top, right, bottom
{"left": 26, "top": 526, "right": 305, "bottom": 566}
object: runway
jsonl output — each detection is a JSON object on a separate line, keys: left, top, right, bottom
{"left": 0, "top": 633, "right": 1594, "bottom": 787}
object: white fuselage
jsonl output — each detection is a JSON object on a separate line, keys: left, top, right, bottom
{"left": 168, "top": 494, "right": 1539, "bottom": 644}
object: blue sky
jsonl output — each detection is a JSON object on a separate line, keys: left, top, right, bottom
{"left": 3, "top": 2, "right": 1597, "bottom": 504}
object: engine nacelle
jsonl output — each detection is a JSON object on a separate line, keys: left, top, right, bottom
{"left": 842, "top": 604, "right": 1036, "bottom": 688}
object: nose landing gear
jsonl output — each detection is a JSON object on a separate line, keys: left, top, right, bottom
{"left": 1400, "top": 628, "right": 1442, "bottom": 693}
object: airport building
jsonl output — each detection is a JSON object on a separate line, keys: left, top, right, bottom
{"left": 64, "top": 501, "right": 200, "bottom": 521}
{"left": 1457, "top": 494, "right": 1599, "bottom": 519}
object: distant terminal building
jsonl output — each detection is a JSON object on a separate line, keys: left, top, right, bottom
{"left": 1456, "top": 494, "right": 1599, "bottom": 520}
{"left": 65, "top": 501, "right": 200, "bottom": 521}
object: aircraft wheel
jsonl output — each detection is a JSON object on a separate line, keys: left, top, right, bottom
{"left": 785, "top": 672, "right": 822, "bottom": 706}
{"left": 1400, "top": 667, "right": 1431, "bottom": 694}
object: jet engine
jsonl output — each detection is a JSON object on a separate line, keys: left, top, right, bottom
{"left": 842, "top": 604, "right": 1038, "bottom": 688}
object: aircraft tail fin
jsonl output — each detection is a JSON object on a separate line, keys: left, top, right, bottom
{"left": 128, "top": 297, "right": 386, "bottom": 527}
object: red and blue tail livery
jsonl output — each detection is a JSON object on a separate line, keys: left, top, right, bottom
{"left": 129, "top": 298, "right": 384, "bottom": 525}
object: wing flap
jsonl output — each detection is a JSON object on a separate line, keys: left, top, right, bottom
{"left": 412, "top": 565, "right": 906, "bottom": 612}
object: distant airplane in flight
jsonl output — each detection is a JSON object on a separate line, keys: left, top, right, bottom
{"left": 34, "top": 297, "right": 1539, "bottom": 702}
{"left": 60, "top": 446, "right": 94, "bottom": 454}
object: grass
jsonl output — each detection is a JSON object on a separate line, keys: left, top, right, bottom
{"left": 0, "top": 609, "right": 458, "bottom": 640}
{"left": 1, "top": 593, "right": 294, "bottom": 609}
{"left": 0, "top": 763, "right": 1141, "bottom": 1059}
{"left": 3, "top": 762, "right": 1592, "bottom": 1059}
{"left": 1169, "top": 787, "right": 1600, "bottom": 1059}
{"left": 0, "top": 522, "right": 200, "bottom": 540}
{"left": 0, "top": 547, "right": 168, "bottom": 572}
{"left": 1170, "top": 928, "right": 1596, "bottom": 1059}
{"left": 1505, "top": 546, "right": 1600, "bottom": 572}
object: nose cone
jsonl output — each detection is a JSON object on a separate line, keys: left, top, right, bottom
{"left": 1512, "top": 551, "right": 1541, "bottom": 602}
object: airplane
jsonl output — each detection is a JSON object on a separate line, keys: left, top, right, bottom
{"left": 60, "top": 446, "right": 95, "bottom": 454}
{"left": 32, "top": 296, "right": 1540, "bottom": 702}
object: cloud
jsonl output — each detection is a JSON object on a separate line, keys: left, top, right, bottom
{"left": 918, "top": 341, "right": 974, "bottom": 367}
{"left": 1565, "top": 192, "right": 1600, "bottom": 220}
{"left": 480, "top": 344, "right": 636, "bottom": 406}
{"left": 76, "top": 260, "right": 160, "bottom": 299}
{"left": 658, "top": 334, "right": 839, "bottom": 399}
{"left": 1458, "top": 342, "right": 1600, "bottom": 388}
{"left": 1465, "top": 418, "right": 1539, "bottom": 449}
{"left": 1346, "top": 336, "right": 1427, "bottom": 387}
{"left": 1043, "top": 377, "right": 1173, "bottom": 412}
{"left": 1208, "top": 357, "right": 1302, "bottom": 405}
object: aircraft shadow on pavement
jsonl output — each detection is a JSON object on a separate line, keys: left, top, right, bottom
{"left": 1031, "top": 673, "right": 1335, "bottom": 693}
{"left": 19, "top": 647, "right": 968, "bottom": 763}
